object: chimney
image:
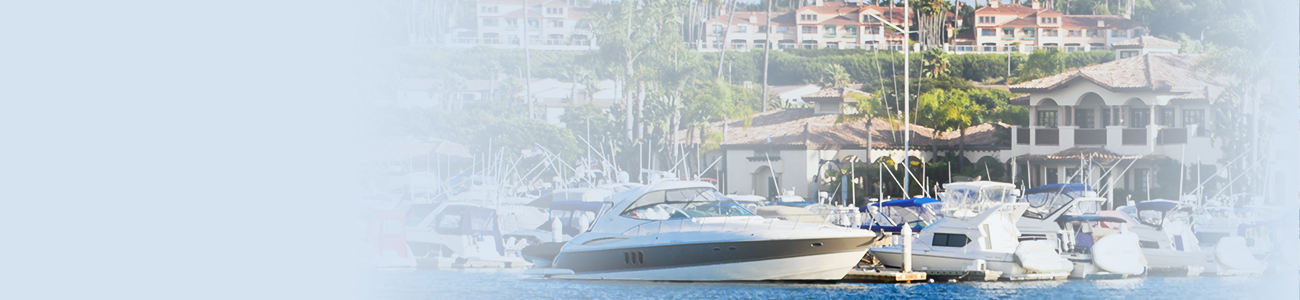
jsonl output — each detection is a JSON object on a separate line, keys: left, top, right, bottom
{"left": 749, "top": 15, "right": 757, "bottom": 23}
{"left": 814, "top": 0, "right": 823, "bottom": 7}
{"left": 1031, "top": 0, "right": 1039, "bottom": 9}
{"left": 1097, "top": 19, "right": 1105, "bottom": 27}
{"left": 990, "top": 0, "right": 998, "bottom": 9}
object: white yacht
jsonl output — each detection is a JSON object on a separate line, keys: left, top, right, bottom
{"left": 870, "top": 181, "right": 1073, "bottom": 280}
{"left": 405, "top": 202, "right": 533, "bottom": 269}
{"left": 1107, "top": 200, "right": 1212, "bottom": 276}
{"left": 534, "top": 180, "right": 876, "bottom": 281}
{"left": 1016, "top": 184, "right": 1146, "bottom": 279}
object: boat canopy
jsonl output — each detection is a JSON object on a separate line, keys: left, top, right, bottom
{"left": 1135, "top": 199, "right": 1192, "bottom": 212}
{"left": 1021, "top": 183, "right": 1098, "bottom": 220}
{"left": 1024, "top": 183, "right": 1091, "bottom": 195}
{"left": 866, "top": 197, "right": 940, "bottom": 208}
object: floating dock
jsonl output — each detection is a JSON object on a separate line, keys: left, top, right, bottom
{"left": 841, "top": 267, "right": 926, "bottom": 283}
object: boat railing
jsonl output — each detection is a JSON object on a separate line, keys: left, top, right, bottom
{"left": 621, "top": 213, "right": 866, "bottom": 236}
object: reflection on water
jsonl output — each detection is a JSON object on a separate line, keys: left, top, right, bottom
{"left": 365, "top": 269, "right": 1299, "bottom": 300}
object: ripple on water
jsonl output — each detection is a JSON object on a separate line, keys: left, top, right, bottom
{"left": 363, "top": 269, "right": 1299, "bottom": 300}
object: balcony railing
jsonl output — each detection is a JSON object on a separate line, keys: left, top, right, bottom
{"left": 1035, "top": 128, "right": 1059, "bottom": 145}
{"left": 1122, "top": 129, "right": 1146, "bottom": 145}
{"left": 1075, "top": 129, "right": 1106, "bottom": 145}
{"left": 1016, "top": 128, "right": 1030, "bottom": 145}
{"left": 1157, "top": 128, "right": 1188, "bottom": 145}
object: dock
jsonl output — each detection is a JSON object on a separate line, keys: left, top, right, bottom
{"left": 841, "top": 267, "right": 926, "bottom": 283}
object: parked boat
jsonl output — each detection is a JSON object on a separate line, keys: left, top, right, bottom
{"left": 870, "top": 181, "right": 1073, "bottom": 280}
{"left": 1106, "top": 200, "right": 1212, "bottom": 276}
{"left": 405, "top": 202, "right": 533, "bottom": 269}
{"left": 533, "top": 180, "right": 876, "bottom": 281}
{"left": 1118, "top": 200, "right": 1265, "bottom": 276}
{"left": 1015, "top": 184, "right": 1147, "bottom": 279}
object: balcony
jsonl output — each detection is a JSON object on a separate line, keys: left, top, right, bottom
{"left": 1075, "top": 129, "right": 1106, "bottom": 145}
{"left": 1122, "top": 129, "right": 1146, "bottom": 145}
{"left": 1035, "top": 128, "right": 1059, "bottom": 145}
{"left": 1002, "top": 37, "right": 1014, "bottom": 40}
{"left": 1022, "top": 37, "right": 1036, "bottom": 40}
{"left": 1016, "top": 128, "right": 1030, "bottom": 145}
{"left": 845, "top": 34, "right": 858, "bottom": 38}
{"left": 1156, "top": 127, "right": 1188, "bottom": 145}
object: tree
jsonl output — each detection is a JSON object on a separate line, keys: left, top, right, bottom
{"left": 1014, "top": 49, "right": 1064, "bottom": 84}
{"left": 820, "top": 64, "right": 853, "bottom": 88}
{"left": 921, "top": 47, "right": 950, "bottom": 78}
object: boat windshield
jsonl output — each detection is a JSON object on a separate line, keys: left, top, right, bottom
{"left": 620, "top": 187, "right": 755, "bottom": 220}
{"left": 1022, "top": 190, "right": 1092, "bottom": 219}
{"left": 880, "top": 204, "right": 942, "bottom": 228}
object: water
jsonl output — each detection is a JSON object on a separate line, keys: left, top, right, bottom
{"left": 365, "top": 269, "right": 1299, "bottom": 299}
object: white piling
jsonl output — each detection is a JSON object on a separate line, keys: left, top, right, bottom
{"left": 902, "top": 223, "right": 913, "bottom": 273}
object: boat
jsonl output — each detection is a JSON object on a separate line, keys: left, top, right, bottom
{"left": 1015, "top": 184, "right": 1147, "bottom": 279}
{"left": 533, "top": 180, "right": 877, "bottom": 281}
{"left": 860, "top": 197, "right": 942, "bottom": 233}
{"left": 405, "top": 202, "right": 533, "bottom": 269}
{"left": 1118, "top": 200, "right": 1265, "bottom": 276}
{"left": 1105, "top": 200, "right": 1212, "bottom": 276}
{"left": 517, "top": 200, "right": 607, "bottom": 267}
{"left": 869, "top": 181, "right": 1073, "bottom": 280}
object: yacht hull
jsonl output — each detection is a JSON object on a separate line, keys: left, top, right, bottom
{"left": 870, "top": 249, "right": 1019, "bottom": 274}
{"left": 551, "top": 236, "right": 871, "bottom": 281}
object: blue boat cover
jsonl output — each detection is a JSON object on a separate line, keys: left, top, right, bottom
{"left": 1024, "top": 183, "right": 1092, "bottom": 195}
{"left": 548, "top": 200, "right": 605, "bottom": 212}
{"left": 1059, "top": 215, "right": 1128, "bottom": 223}
{"left": 862, "top": 197, "right": 940, "bottom": 209}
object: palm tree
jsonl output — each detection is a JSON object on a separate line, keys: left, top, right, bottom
{"left": 921, "top": 47, "right": 950, "bottom": 78}
{"left": 821, "top": 64, "right": 854, "bottom": 88}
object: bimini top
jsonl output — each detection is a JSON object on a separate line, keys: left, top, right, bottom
{"left": 1136, "top": 199, "right": 1193, "bottom": 212}
{"left": 1024, "top": 183, "right": 1092, "bottom": 195}
{"left": 870, "top": 197, "right": 940, "bottom": 208}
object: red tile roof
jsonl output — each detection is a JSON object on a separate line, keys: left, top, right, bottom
{"left": 1060, "top": 15, "right": 1143, "bottom": 30}
{"left": 975, "top": 3, "right": 1055, "bottom": 17}
{"left": 1009, "top": 54, "right": 1234, "bottom": 100}
{"left": 1016, "top": 146, "right": 1167, "bottom": 161}
{"left": 706, "top": 11, "right": 796, "bottom": 26}
{"left": 1001, "top": 17, "right": 1037, "bottom": 27}
{"left": 679, "top": 108, "right": 1005, "bottom": 149}
{"left": 1112, "top": 35, "right": 1181, "bottom": 49}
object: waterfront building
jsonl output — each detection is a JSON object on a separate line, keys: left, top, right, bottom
{"left": 963, "top": 0, "right": 1146, "bottom": 54}
{"left": 696, "top": 1, "right": 934, "bottom": 52}
{"left": 1002, "top": 36, "right": 1228, "bottom": 200}
{"left": 449, "top": 0, "right": 597, "bottom": 50}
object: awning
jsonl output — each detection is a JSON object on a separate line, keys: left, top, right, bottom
{"left": 1003, "top": 27, "right": 1014, "bottom": 30}
{"left": 1022, "top": 27, "right": 1035, "bottom": 30}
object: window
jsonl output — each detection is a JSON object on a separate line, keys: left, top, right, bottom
{"left": 869, "top": 26, "right": 880, "bottom": 34}
{"left": 1068, "top": 30, "right": 1081, "bottom": 37}
{"left": 845, "top": 25, "right": 857, "bottom": 36}
{"left": 802, "top": 40, "right": 816, "bottom": 49}
{"left": 758, "top": 25, "right": 768, "bottom": 33}
{"left": 546, "top": 7, "right": 564, "bottom": 14}
{"left": 1023, "top": 28, "right": 1036, "bottom": 36}
{"left": 800, "top": 14, "right": 817, "bottom": 21}
{"left": 1037, "top": 110, "right": 1058, "bottom": 128}
{"left": 1111, "top": 30, "right": 1128, "bottom": 37}
{"left": 528, "top": 18, "right": 540, "bottom": 28}
{"left": 1075, "top": 108, "right": 1095, "bottom": 129}
{"left": 981, "top": 28, "right": 995, "bottom": 36}
{"left": 1134, "top": 169, "right": 1149, "bottom": 193}
{"left": 1102, "top": 107, "right": 1112, "bottom": 126}
{"left": 482, "top": 18, "right": 498, "bottom": 27}
{"left": 1002, "top": 28, "right": 1014, "bottom": 36}
{"left": 979, "top": 16, "right": 995, "bottom": 23}
{"left": 801, "top": 26, "right": 816, "bottom": 34}
{"left": 506, "top": 18, "right": 517, "bottom": 27}
{"left": 713, "top": 25, "right": 725, "bottom": 36}
{"left": 1183, "top": 109, "right": 1205, "bottom": 136}
{"left": 1119, "top": 50, "right": 1139, "bottom": 59}
{"left": 1044, "top": 29, "right": 1058, "bottom": 37}
{"left": 1040, "top": 17, "right": 1057, "bottom": 24}
{"left": 1158, "top": 107, "right": 1176, "bottom": 127}
{"left": 548, "top": 20, "right": 564, "bottom": 28}
{"left": 736, "top": 25, "right": 747, "bottom": 33}
{"left": 1066, "top": 168, "right": 1080, "bottom": 183}
{"left": 932, "top": 233, "right": 971, "bottom": 247}
{"left": 481, "top": 5, "right": 498, "bottom": 13}
{"left": 824, "top": 25, "right": 836, "bottom": 35}
{"left": 1046, "top": 167, "right": 1059, "bottom": 185}
{"left": 1088, "top": 29, "right": 1101, "bottom": 37}
{"left": 826, "top": 42, "right": 839, "bottom": 49}
{"left": 776, "top": 26, "right": 790, "bottom": 33}
{"left": 1129, "top": 108, "right": 1150, "bottom": 128}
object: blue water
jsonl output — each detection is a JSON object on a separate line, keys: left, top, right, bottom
{"left": 365, "top": 269, "right": 1299, "bottom": 299}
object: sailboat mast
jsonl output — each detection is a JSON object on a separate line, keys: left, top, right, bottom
{"left": 902, "top": 0, "right": 911, "bottom": 198}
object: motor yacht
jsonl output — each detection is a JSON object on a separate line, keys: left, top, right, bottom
{"left": 405, "top": 202, "right": 533, "bottom": 269}
{"left": 1118, "top": 200, "right": 1264, "bottom": 276}
{"left": 1016, "top": 184, "right": 1146, "bottom": 279}
{"left": 533, "top": 180, "right": 876, "bottom": 281}
{"left": 870, "top": 181, "right": 1073, "bottom": 280}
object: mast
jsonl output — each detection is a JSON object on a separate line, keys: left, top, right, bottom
{"left": 903, "top": 0, "right": 911, "bottom": 198}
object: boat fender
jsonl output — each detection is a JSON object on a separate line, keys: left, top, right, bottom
{"left": 1091, "top": 231, "right": 1145, "bottom": 275}
{"left": 1214, "top": 236, "right": 1265, "bottom": 273}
